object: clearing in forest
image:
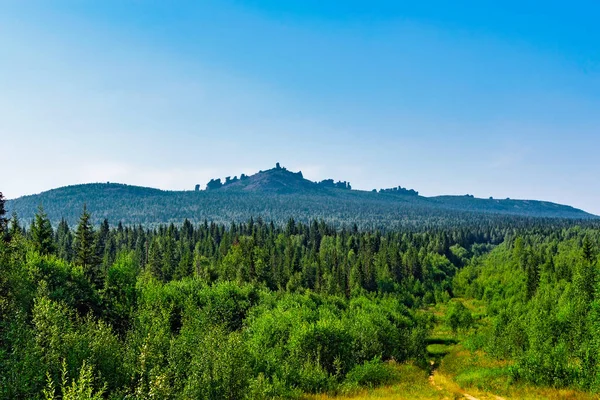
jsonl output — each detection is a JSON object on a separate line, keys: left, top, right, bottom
{"left": 307, "top": 300, "right": 596, "bottom": 400}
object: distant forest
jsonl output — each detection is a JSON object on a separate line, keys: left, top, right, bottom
{"left": 6, "top": 166, "right": 596, "bottom": 230}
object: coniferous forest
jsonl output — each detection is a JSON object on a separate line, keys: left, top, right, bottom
{"left": 1, "top": 190, "right": 600, "bottom": 399}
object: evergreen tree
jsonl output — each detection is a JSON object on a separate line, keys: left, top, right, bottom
{"left": 0, "top": 191, "right": 7, "bottom": 240}
{"left": 147, "top": 238, "right": 163, "bottom": 280}
{"left": 574, "top": 237, "right": 597, "bottom": 306}
{"left": 55, "top": 218, "right": 73, "bottom": 262}
{"left": 74, "top": 205, "right": 100, "bottom": 286}
{"left": 582, "top": 236, "right": 595, "bottom": 265}
{"left": 96, "top": 219, "right": 110, "bottom": 270}
{"left": 31, "top": 205, "right": 55, "bottom": 255}
{"left": 525, "top": 261, "right": 540, "bottom": 300}
{"left": 8, "top": 212, "right": 22, "bottom": 239}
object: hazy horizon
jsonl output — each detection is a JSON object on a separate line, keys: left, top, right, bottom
{"left": 2, "top": 1, "right": 599, "bottom": 214}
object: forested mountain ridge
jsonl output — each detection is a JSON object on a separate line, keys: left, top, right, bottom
{"left": 6, "top": 165, "right": 597, "bottom": 228}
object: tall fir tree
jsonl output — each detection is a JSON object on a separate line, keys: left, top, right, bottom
{"left": 74, "top": 205, "right": 100, "bottom": 286}
{"left": 583, "top": 236, "right": 595, "bottom": 265}
{"left": 31, "top": 205, "right": 55, "bottom": 255}
{"left": 55, "top": 218, "right": 73, "bottom": 262}
{"left": 8, "top": 212, "right": 22, "bottom": 239}
{"left": 0, "top": 191, "right": 8, "bottom": 240}
{"left": 96, "top": 218, "right": 110, "bottom": 270}
{"left": 147, "top": 238, "right": 163, "bottom": 280}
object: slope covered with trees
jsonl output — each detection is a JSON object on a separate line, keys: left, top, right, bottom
{"left": 6, "top": 166, "right": 597, "bottom": 229}
{"left": 454, "top": 227, "right": 600, "bottom": 389}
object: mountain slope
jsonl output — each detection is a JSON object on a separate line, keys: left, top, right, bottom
{"left": 6, "top": 166, "right": 597, "bottom": 228}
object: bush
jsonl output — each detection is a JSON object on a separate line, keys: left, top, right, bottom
{"left": 343, "top": 358, "right": 396, "bottom": 389}
{"left": 446, "top": 301, "right": 473, "bottom": 333}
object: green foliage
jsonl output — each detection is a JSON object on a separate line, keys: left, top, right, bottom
{"left": 446, "top": 300, "right": 474, "bottom": 333}
{"left": 43, "top": 360, "right": 105, "bottom": 400}
{"left": 101, "top": 252, "right": 138, "bottom": 334}
{"left": 455, "top": 228, "right": 600, "bottom": 390}
{"left": 2, "top": 204, "right": 600, "bottom": 398}
{"left": 343, "top": 357, "right": 396, "bottom": 389}
{"left": 27, "top": 253, "right": 100, "bottom": 316}
{"left": 244, "top": 292, "right": 422, "bottom": 394}
{"left": 31, "top": 205, "right": 55, "bottom": 255}
{"left": 74, "top": 205, "right": 100, "bottom": 287}
{"left": 0, "top": 191, "right": 7, "bottom": 240}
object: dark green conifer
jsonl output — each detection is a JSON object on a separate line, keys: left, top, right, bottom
{"left": 31, "top": 205, "right": 55, "bottom": 255}
{"left": 96, "top": 218, "right": 110, "bottom": 269}
{"left": 583, "top": 236, "right": 595, "bottom": 265}
{"left": 75, "top": 205, "right": 100, "bottom": 286}
{"left": 8, "top": 212, "right": 22, "bottom": 239}
{"left": 56, "top": 218, "right": 73, "bottom": 261}
{"left": 0, "top": 192, "right": 8, "bottom": 240}
{"left": 147, "top": 238, "right": 163, "bottom": 280}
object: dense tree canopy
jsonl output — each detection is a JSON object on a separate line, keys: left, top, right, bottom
{"left": 0, "top": 201, "right": 599, "bottom": 398}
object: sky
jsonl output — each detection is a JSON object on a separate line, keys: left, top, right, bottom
{"left": 1, "top": 1, "right": 599, "bottom": 214}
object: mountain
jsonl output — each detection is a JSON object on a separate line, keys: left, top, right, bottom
{"left": 214, "top": 165, "right": 317, "bottom": 193}
{"left": 6, "top": 165, "right": 597, "bottom": 229}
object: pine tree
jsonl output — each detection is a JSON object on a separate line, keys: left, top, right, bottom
{"left": 8, "top": 212, "right": 22, "bottom": 239}
{"left": 147, "top": 238, "right": 163, "bottom": 280}
{"left": 96, "top": 218, "right": 110, "bottom": 269}
{"left": 525, "top": 261, "right": 540, "bottom": 300}
{"left": 55, "top": 218, "right": 73, "bottom": 262}
{"left": 583, "top": 236, "right": 595, "bottom": 265}
{"left": 0, "top": 191, "right": 8, "bottom": 240}
{"left": 75, "top": 205, "right": 100, "bottom": 286}
{"left": 31, "top": 205, "right": 55, "bottom": 255}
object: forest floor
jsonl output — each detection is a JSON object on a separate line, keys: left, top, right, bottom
{"left": 306, "top": 300, "right": 598, "bottom": 400}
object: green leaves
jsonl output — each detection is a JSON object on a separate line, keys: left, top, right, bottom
{"left": 445, "top": 300, "right": 473, "bottom": 334}
{"left": 456, "top": 228, "right": 600, "bottom": 390}
{"left": 43, "top": 360, "right": 106, "bottom": 400}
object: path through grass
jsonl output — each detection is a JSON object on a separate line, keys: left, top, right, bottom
{"left": 306, "top": 300, "right": 597, "bottom": 400}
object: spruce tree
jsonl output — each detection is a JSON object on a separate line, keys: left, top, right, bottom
{"left": 147, "top": 238, "right": 163, "bottom": 280}
{"left": 56, "top": 218, "right": 73, "bottom": 262}
{"left": 31, "top": 205, "right": 55, "bottom": 255}
{"left": 75, "top": 205, "right": 100, "bottom": 286}
{"left": 96, "top": 218, "right": 110, "bottom": 269}
{"left": 0, "top": 191, "right": 8, "bottom": 239}
{"left": 583, "top": 236, "right": 595, "bottom": 265}
{"left": 8, "top": 212, "right": 21, "bottom": 239}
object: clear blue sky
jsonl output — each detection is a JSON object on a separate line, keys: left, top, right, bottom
{"left": 1, "top": 1, "right": 599, "bottom": 214}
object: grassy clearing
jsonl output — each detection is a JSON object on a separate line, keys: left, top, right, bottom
{"left": 304, "top": 363, "right": 450, "bottom": 400}
{"left": 436, "top": 343, "right": 599, "bottom": 399}
{"left": 432, "top": 299, "right": 598, "bottom": 400}
{"left": 309, "top": 299, "right": 599, "bottom": 399}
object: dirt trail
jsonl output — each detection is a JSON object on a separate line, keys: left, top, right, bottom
{"left": 426, "top": 343, "right": 507, "bottom": 400}
{"left": 428, "top": 368, "right": 480, "bottom": 400}
{"left": 428, "top": 366, "right": 506, "bottom": 400}
{"left": 427, "top": 360, "right": 444, "bottom": 392}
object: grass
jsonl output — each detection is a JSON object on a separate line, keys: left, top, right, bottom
{"left": 427, "top": 344, "right": 451, "bottom": 358}
{"left": 304, "top": 363, "right": 449, "bottom": 400}
{"left": 307, "top": 299, "right": 600, "bottom": 399}
{"left": 435, "top": 343, "right": 599, "bottom": 399}
{"left": 431, "top": 299, "right": 598, "bottom": 400}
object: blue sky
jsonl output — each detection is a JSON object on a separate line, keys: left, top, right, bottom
{"left": 1, "top": 1, "right": 599, "bottom": 214}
